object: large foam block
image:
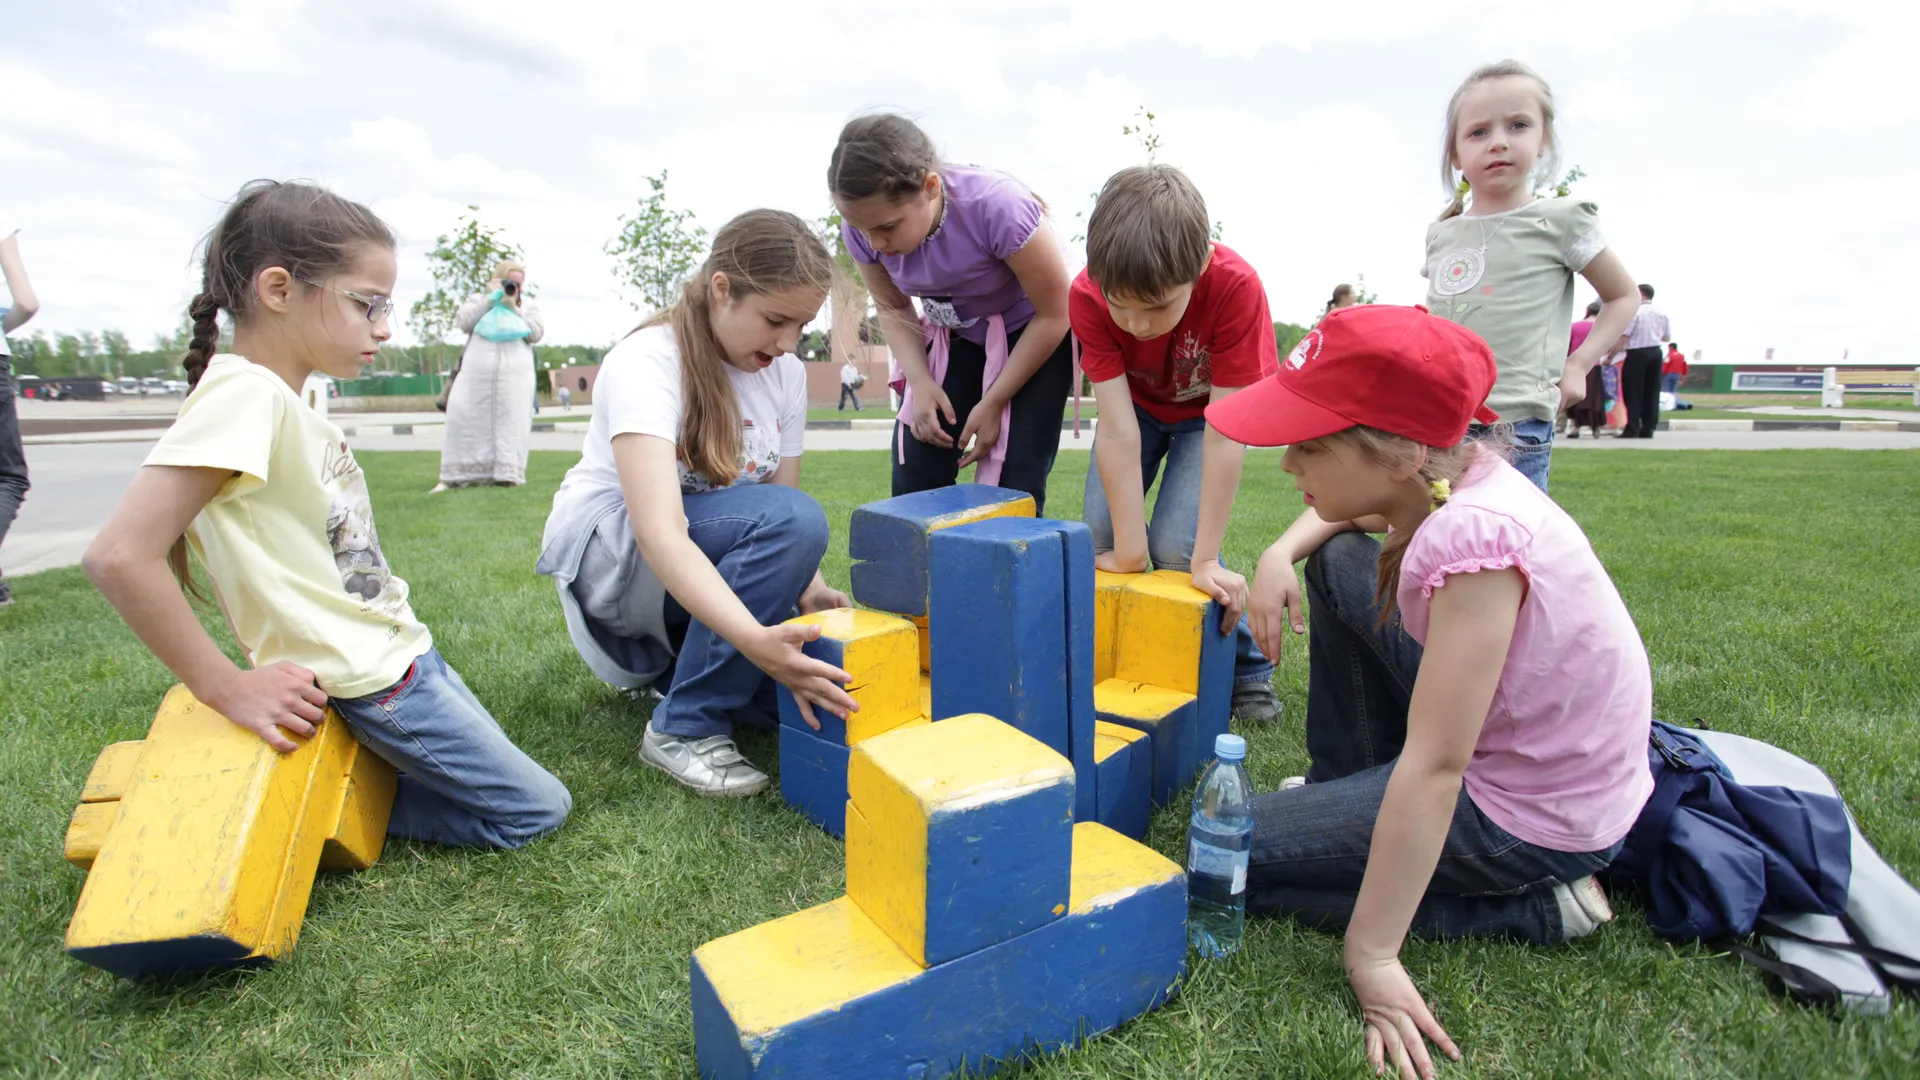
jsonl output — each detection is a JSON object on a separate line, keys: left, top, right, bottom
{"left": 848, "top": 485, "right": 1036, "bottom": 617}
{"left": 1114, "top": 570, "right": 1235, "bottom": 760}
{"left": 844, "top": 715, "right": 1074, "bottom": 967}
{"left": 1093, "top": 722, "right": 1152, "bottom": 841}
{"left": 692, "top": 822, "right": 1187, "bottom": 1079}
{"left": 63, "top": 686, "right": 396, "bottom": 979}
{"left": 773, "top": 609, "right": 922, "bottom": 746}
{"left": 927, "top": 519, "right": 1069, "bottom": 761}
{"left": 1094, "top": 679, "right": 1199, "bottom": 806}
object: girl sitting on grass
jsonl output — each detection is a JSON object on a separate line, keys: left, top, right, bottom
{"left": 1211, "top": 304, "right": 1653, "bottom": 1080}
{"left": 85, "top": 180, "right": 570, "bottom": 850}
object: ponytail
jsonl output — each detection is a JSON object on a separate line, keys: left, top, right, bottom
{"left": 182, "top": 292, "right": 222, "bottom": 389}
{"left": 1438, "top": 181, "right": 1468, "bottom": 222}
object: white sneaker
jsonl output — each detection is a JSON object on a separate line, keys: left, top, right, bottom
{"left": 1280, "top": 776, "right": 1307, "bottom": 791}
{"left": 639, "top": 726, "right": 770, "bottom": 797}
{"left": 1553, "top": 875, "right": 1615, "bottom": 941}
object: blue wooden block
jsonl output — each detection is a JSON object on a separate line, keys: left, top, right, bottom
{"left": 778, "top": 723, "right": 850, "bottom": 837}
{"left": 692, "top": 823, "right": 1188, "bottom": 1080}
{"left": 1054, "top": 520, "right": 1100, "bottom": 824}
{"left": 1093, "top": 680, "right": 1198, "bottom": 807}
{"left": 848, "top": 485, "right": 1036, "bottom": 617}
{"left": 1195, "top": 600, "right": 1236, "bottom": 766}
{"left": 1093, "top": 723, "right": 1152, "bottom": 841}
{"left": 928, "top": 520, "right": 1068, "bottom": 757}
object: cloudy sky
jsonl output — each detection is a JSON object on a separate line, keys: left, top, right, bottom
{"left": 7, "top": 0, "right": 1913, "bottom": 366}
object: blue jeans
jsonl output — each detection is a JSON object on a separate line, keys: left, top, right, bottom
{"left": 1246, "top": 532, "right": 1617, "bottom": 944}
{"left": 331, "top": 647, "right": 571, "bottom": 849}
{"left": 651, "top": 483, "right": 830, "bottom": 740}
{"left": 1083, "top": 404, "right": 1273, "bottom": 688}
{"left": 1470, "top": 417, "right": 1552, "bottom": 494}
{"left": 0, "top": 358, "right": 29, "bottom": 560}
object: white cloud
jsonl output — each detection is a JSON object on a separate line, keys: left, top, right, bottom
{"left": 143, "top": 0, "right": 308, "bottom": 74}
{"left": 0, "top": 69, "right": 198, "bottom": 169}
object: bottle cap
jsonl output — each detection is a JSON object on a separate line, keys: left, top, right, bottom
{"left": 1215, "top": 734, "right": 1247, "bottom": 762}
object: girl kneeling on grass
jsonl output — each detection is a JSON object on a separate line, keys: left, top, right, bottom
{"left": 1207, "top": 305, "right": 1653, "bottom": 1080}
{"left": 85, "top": 180, "right": 570, "bottom": 849}
{"left": 537, "top": 210, "right": 857, "bottom": 798}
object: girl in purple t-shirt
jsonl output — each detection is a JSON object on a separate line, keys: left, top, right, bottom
{"left": 830, "top": 114, "right": 1074, "bottom": 512}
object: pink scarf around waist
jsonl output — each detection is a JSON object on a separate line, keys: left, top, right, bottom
{"left": 890, "top": 314, "right": 1083, "bottom": 486}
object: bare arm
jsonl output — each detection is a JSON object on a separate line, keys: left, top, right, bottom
{"left": 1246, "top": 507, "right": 1391, "bottom": 662}
{"left": 1090, "top": 375, "right": 1147, "bottom": 572}
{"left": 83, "top": 466, "right": 330, "bottom": 752}
{"left": 1188, "top": 385, "right": 1253, "bottom": 630}
{"left": 0, "top": 234, "right": 39, "bottom": 334}
{"left": 959, "top": 219, "right": 1072, "bottom": 467}
{"left": 612, "top": 434, "right": 855, "bottom": 726}
{"left": 1560, "top": 249, "right": 1638, "bottom": 404}
{"left": 859, "top": 260, "right": 953, "bottom": 449}
{"left": 1342, "top": 568, "right": 1522, "bottom": 1079}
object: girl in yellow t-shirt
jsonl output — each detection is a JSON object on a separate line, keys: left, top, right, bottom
{"left": 85, "top": 180, "right": 569, "bottom": 849}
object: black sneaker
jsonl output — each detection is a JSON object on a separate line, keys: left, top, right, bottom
{"left": 1231, "top": 680, "right": 1282, "bottom": 725}
{"left": 0, "top": 577, "right": 11, "bottom": 608}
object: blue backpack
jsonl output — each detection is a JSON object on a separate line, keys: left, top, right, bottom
{"left": 1606, "top": 722, "right": 1920, "bottom": 1014}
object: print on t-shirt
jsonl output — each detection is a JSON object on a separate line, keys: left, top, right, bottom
{"left": 921, "top": 297, "right": 974, "bottom": 330}
{"left": 320, "top": 439, "right": 400, "bottom": 608}
{"left": 1128, "top": 330, "right": 1215, "bottom": 403}
{"left": 677, "top": 419, "right": 784, "bottom": 493}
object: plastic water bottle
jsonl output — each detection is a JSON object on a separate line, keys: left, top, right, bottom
{"left": 1187, "top": 733, "right": 1253, "bottom": 958}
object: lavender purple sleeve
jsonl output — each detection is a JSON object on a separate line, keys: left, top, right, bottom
{"left": 979, "top": 178, "right": 1046, "bottom": 262}
{"left": 842, "top": 220, "right": 878, "bottom": 265}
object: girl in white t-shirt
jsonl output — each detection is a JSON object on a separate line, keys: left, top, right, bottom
{"left": 538, "top": 210, "right": 857, "bottom": 798}
{"left": 86, "top": 181, "right": 569, "bottom": 849}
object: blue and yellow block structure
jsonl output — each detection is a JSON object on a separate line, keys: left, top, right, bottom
{"left": 692, "top": 715, "right": 1187, "bottom": 1078}
{"left": 61, "top": 685, "right": 396, "bottom": 979}
{"left": 775, "top": 485, "right": 1236, "bottom": 842}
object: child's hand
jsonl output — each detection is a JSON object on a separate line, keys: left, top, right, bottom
{"left": 1189, "top": 560, "right": 1248, "bottom": 633}
{"left": 908, "top": 379, "right": 958, "bottom": 449}
{"left": 205, "top": 662, "right": 330, "bottom": 754}
{"left": 1347, "top": 955, "right": 1460, "bottom": 1080}
{"left": 1249, "top": 550, "right": 1307, "bottom": 662}
{"left": 798, "top": 579, "right": 852, "bottom": 615}
{"left": 1095, "top": 549, "right": 1149, "bottom": 574}
{"left": 956, "top": 400, "right": 1002, "bottom": 469}
{"left": 744, "top": 623, "right": 857, "bottom": 731}
{"left": 1557, "top": 364, "right": 1588, "bottom": 412}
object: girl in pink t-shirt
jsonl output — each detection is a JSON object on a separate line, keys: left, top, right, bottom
{"left": 1208, "top": 304, "right": 1653, "bottom": 1080}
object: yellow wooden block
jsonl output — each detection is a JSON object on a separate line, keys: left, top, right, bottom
{"left": 1114, "top": 570, "right": 1211, "bottom": 695}
{"left": 318, "top": 736, "right": 398, "bottom": 872}
{"left": 79, "top": 741, "right": 144, "bottom": 803}
{"left": 64, "top": 686, "right": 396, "bottom": 978}
{"left": 63, "top": 802, "right": 118, "bottom": 870}
{"left": 910, "top": 614, "right": 931, "bottom": 674}
{"left": 695, "top": 895, "right": 930, "bottom": 1038}
{"left": 845, "top": 715, "right": 1076, "bottom": 966}
{"left": 1066, "top": 820, "right": 1183, "bottom": 914}
{"left": 918, "top": 672, "right": 932, "bottom": 722}
{"left": 1093, "top": 719, "right": 1149, "bottom": 764}
{"left": 786, "top": 608, "right": 922, "bottom": 744}
{"left": 1093, "top": 570, "right": 1138, "bottom": 684}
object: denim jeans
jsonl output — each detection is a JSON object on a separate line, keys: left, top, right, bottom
{"left": 0, "top": 358, "right": 29, "bottom": 560}
{"left": 649, "top": 483, "right": 830, "bottom": 740}
{"left": 1083, "top": 403, "right": 1272, "bottom": 688}
{"left": 1469, "top": 417, "right": 1552, "bottom": 494}
{"left": 331, "top": 647, "right": 571, "bottom": 849}
{"left": 1245, "top": 532, "right": 1618, "bottom": 944}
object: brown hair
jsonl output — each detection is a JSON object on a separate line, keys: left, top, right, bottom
{"left": 1085, "top": 164, "right": 1211, "bottom": 301}
{"left": 1325, "top": 283, "right": 1356, "bottom": 315}
{"left": 828, "top": 114, "right": 940, "bottom": 203}
{"left": 639, "top": 210, "right": 832, "bottom": 485}
{"left": 1322, "top": 426, "right": 1499, "bottom": 621}
{"left": 1437, "top": 60, "right": 1561, "bottom": 221}
{"left": 173, "top": 179, "right": 394, "bottom": 597}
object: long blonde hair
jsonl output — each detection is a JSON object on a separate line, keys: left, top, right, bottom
{"left": 493, "top": 258, "right": 527, "bottom": 308}
{"left": 1325, "top": 426, "right": 1501, "bottom": 620}
{"left": 638, "top": 210, "right": 832, "bottom": 485}
{"left": 1437, "top": 59, "right": 1561, "bottom": 222}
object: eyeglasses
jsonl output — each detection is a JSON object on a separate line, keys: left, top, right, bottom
{"left": 297, "top": 277, "right": 395, "bottom": 323}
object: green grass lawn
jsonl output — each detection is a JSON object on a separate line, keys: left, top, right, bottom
{"left": 3, "top": 450, "right": 1918, "bottom": 1078}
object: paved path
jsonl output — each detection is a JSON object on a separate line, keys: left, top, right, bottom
{"left": 8, "top": 428, "right": 1918, "bottom": 580}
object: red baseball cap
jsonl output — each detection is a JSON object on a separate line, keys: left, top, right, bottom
{"left": 1206, "top": 304, "right": 1500, "bottom": 448}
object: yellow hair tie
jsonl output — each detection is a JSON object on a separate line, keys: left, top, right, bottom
{"left": 1428, "top": 478, "right": 1452, "bottom": 510}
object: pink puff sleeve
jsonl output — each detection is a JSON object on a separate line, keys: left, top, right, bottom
{"left": 1396, "top": 505, "right": 1535, "bottom": 641}
{"left": 977, "top": 176, "right": 1045, "bottom": 261}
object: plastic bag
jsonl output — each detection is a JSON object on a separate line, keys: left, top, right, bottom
{"left": 475, "top": 294, "right": 531, "bottom": 343}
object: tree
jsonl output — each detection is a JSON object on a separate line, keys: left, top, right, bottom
{"left": 1353, "top": 275, "right": 1378, "bottom": 304}
{"left": 605, "top": 170, "right": 708, "bottom": 313}
{"left": 409, "top": 206, "right": 523, "bottom": 349}
{"left": 1274, "top": 321, "right": 1311, "bottom": 358}
{"left": 1546, "top": 165, "right": 1587, "bottom": 198}
{"left": 1072, "top": 105, "right": 1223, "bottom": 243}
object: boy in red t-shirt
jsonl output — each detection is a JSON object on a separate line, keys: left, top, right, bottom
{"left": 1663, "top": 343, "right": 1690, "bottom": 408}
{"left": 1073, "top": 164, "right": 1280, "bottom": 722}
